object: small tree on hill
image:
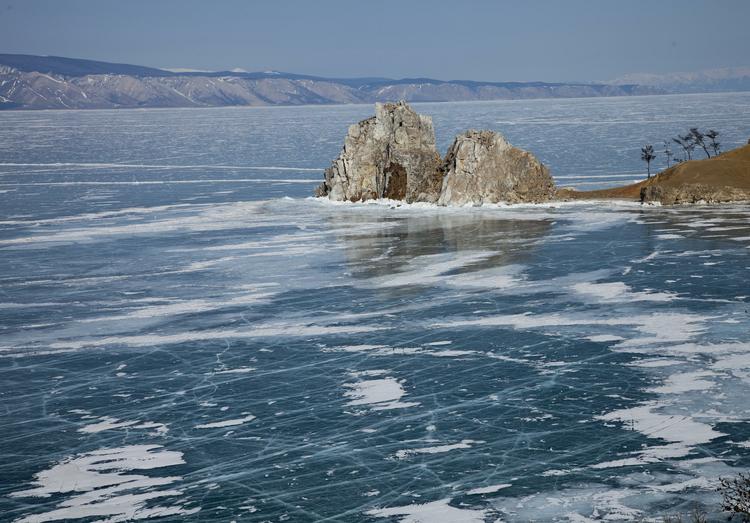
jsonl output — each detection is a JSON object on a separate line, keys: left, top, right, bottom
{"left": 690, "top": 127, "right": 711, "bottom": 158}
{"left": 641, "top": 144, "right": 656, "bottom": 178}
{"left": 663, "top": 140, "right": 673, "bottom": 168}
{"left": 673, "top": 133, "right": 695, "bottom": 160}
{"left": 705, "top": 129, "right": 721, "bottom": 156}
{"left": 684, "top": 134, "right": 697, "bottom": 160}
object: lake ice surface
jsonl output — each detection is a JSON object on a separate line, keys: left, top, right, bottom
{"left": 1, "top": 93, "right": 750, "bottom": 521}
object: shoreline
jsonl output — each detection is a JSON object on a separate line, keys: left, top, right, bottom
{"left": 307, "top": 194, "right": 750, "bottom": 210}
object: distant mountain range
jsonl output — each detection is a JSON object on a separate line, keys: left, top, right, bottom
{"left": 610, "top": 66, "right": 750, "bottom": 93}
{"left": 0, "top": 54, "right": 746, "bottom": 110}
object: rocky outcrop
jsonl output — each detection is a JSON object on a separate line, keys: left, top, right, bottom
{"left": 640, "top": 183, "right": 750, "bottom": 205}
{"left": 315, "top": 101, "right": 443, "bottom": 203}
{"left": 438, "top": 130, "right": 555, "bottom": 205}
{"left": 316, "top": 102, "right": 553, "bottom": 205}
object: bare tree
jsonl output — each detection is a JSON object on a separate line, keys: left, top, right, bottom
{"left": 663, "top": 140, "right": 673, "bottom": 168}
{"left": 672, "top": 137, "right": 687, "bottom": 160}
{"left": 720, "top": 473, "right": 750, "bottom": 518}
{"left": 705, "top": 129, "right": 721, "bottom": 156}
{"left": 663, "top": 508, "right": 708, "bottom": 523}
{"left": 673, "top": 133, "right": 695, "bottom": 160}
{"left": 690, "top": 127, "right": 711, "bottom": 158}
{"left": 683, "top": 133, "right": 697, "bottom": 160}
{"left": 641, "top": 144, "right": 656, "bottom": 178}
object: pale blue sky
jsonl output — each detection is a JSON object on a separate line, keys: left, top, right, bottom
{"left": 1, "top": 0, "right": 748, "bottom": 81}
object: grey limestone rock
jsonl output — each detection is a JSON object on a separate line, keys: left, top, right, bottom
{"left": 315, "top": 101, "right": 443, "bottom": 202}
{"left": 438, "top": 130, "right": 555, "bottom": 205}
{"left": 316, "top": 103, "right": 555, "bottom": 206}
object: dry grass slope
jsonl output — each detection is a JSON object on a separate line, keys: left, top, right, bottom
{"left": 558, "top": 143, "right": 750, "bottom": 203}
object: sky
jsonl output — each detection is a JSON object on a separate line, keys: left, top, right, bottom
{"left": 1, "top": 0, "right": 748, "bottom": 82}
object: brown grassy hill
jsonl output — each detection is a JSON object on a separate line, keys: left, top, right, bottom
{"left": 557, "top": 143, "right": 750, "bottom": 204}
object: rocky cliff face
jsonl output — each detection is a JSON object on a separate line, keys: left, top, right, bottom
{"left": 315, "top": 102, "right": 443, "bottom": 202}
{"left": 438, "top": 130, "right": 555, "bottom": 205}
{"left": 316, "top": 102, "right": 553, "bottom": 205}
{"left": 640, "top": 184, "right": 750, "bottom": 205}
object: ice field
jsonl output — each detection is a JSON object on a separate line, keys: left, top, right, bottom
{"left": 1, "top": 93, "right": 750, "bottom": 521}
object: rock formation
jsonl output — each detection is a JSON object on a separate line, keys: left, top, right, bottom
{"left": 316, "top": 102, "right": 554, "bottom": 205}
{"left": 315, "top": 101, "right": 443, "bottom": 203}
{"left": 438, "top": 130, "right": 555, "bottom": 205}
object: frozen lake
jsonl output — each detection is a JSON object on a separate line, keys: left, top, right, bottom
{"left": 1, "top": 93, "right": 750, "bottom": 521}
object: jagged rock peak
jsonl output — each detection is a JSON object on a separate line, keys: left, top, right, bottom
{"left": 438, "top": 130, "right": 555, "bottom": 205}
{"left": 315, "top": 101, "right": 443, "bottom": 203}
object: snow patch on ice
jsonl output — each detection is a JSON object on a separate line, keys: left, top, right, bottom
{"left": 9, "top": 445, "right": 197, "bottom": 522}
{"left": 571, "top": 281, "right": 676, "bottom": 303}
{"left": 344, "top": 373, "right": 419, "bottom": 411}
{"left": 195, "top": 414, "right": 256, "bottom": 429}
{"left": 597, "top": 402, "right": 725, "bottom": 448}
{"left": 466, "top": 483, "right": 511, "bottom": 495}
{"left": 366, "top": 498, "right": 489, "bottom": 523}
{"left": 394, "top": 440, "right": 477, "bottom": 460}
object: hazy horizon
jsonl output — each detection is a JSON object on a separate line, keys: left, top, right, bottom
{"left": 1, "top": 0, "right": 749, "bottom": 83}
